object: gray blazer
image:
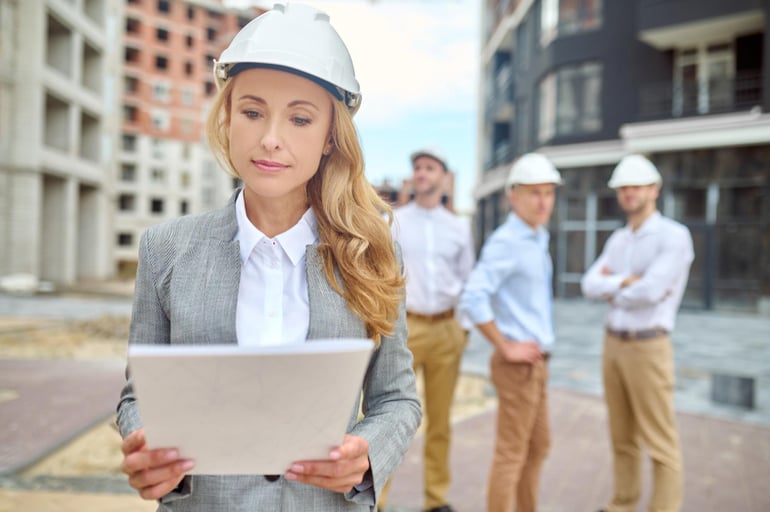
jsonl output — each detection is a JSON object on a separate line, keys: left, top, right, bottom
{"left": 117, "top": 192, "right": 421, "bottom": 511}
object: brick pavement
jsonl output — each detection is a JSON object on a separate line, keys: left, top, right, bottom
{"left": 385, "top": 389, "right": 770, "bottom": 512}
{"left": 0, "top": 359, "right": 125, "bottom": 475}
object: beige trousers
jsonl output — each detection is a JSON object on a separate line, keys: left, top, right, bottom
{"left": 603, "top": 334, "right": 682, "bottom": 512}
{"left": 487, "top": 350, "right": 550, "bottom": 512}
{"left": 379, "top": 314, "right": 467, "bottom": 510}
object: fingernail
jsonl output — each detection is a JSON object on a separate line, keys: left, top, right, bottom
{"left": 285, "top": 472, "right": 297, "bottom": 480}
{"left": 164, "top": 450, "right": 179, "bottom": 461}
{"left": 329, "top": 450, "right": 341, "bottom": 460}
{"left": 181, "top": 460, "right": 195, "bottom": 471}
{"left": 290, "top": 464, "right": 304, "bottom": 473}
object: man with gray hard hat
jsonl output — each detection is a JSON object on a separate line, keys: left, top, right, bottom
{"left": 460, "top": 152, "right": 561, "bottom": 512}
{"left": 581, "top": 154, "right": 694, "bottom": 512}
{"left": 385, "top": 146, "right": 475, "bottom": 512}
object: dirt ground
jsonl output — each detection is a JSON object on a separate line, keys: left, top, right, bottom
{"left": 0, "top": 315, "right": 496, "bottom": 481}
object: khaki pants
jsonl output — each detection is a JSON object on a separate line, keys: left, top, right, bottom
{"left": 603, "top": 334, "right": 682, "bottom": 512}
{"left": 487, "top": 350, "right": 550, "bottom": 512}
{"left": 379, "top": 314, "right": 467, "bottom": 510}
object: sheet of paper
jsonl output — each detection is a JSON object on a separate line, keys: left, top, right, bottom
{"left": 127, "top": 338, "right": 374, "bottom": 475}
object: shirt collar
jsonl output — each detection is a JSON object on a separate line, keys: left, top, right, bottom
{"left": 627, "top": 210, "right": 662, "bottom": 237}
{"left": 277, "top": 208, "right": 318, "bottom": 266}
{"left": 409, "top": 201, "right": 445, "bottom": 217}
{"left": 507, "top": 212, "right": 548, "bottom": 241}
{"left": 234, "top": 190, "right": 319, "bottom": 266}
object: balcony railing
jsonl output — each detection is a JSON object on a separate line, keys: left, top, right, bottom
{"left": 639, "top": 71, "right": 763, "bottom": 120}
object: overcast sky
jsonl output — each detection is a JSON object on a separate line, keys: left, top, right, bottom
{"left": 222, "top": 0, "right": 482, "bottom": 212}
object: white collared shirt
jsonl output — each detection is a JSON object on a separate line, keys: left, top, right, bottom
{"left": 391, "top": 202, "right": 475, "bottom": 316}
{"left": 581, "top": 211, "right": 694, "bottom": 332}
{"left": 234, "top": 191, "right": 319, "bottom": 346}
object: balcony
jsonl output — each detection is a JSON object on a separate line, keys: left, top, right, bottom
{"left": 639, "top": 72, "right": 763, "bottom": 120}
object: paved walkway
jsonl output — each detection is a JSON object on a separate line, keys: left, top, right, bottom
{"left": 1, "top": 291, "right": 769, "bottom": 511}
{"left": 385, "top": 389, "right": 770, "bottom": 512}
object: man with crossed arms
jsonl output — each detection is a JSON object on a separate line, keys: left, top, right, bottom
{"left": 582, "top": 154, "right": 694, "bottom": 512}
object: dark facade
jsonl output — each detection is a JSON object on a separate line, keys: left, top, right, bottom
{"left": 476, "top": 0, "right": 770, "bottom": 313}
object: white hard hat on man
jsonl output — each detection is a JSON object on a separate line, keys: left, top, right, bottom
{"left": 608, "top": 154, "right": 662, "bottom": 188}
{"left": 213, "top": 3, "right": 361, "bottom": 113}
{"left": 410, "top": 147, "right": 449, "bottom": 172}
{"left": 506, "top": 153, "right": 562, "bottom": 187}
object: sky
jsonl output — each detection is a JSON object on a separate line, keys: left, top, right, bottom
{"left": 222, "top": 0, "right": 482, "bottom": 212}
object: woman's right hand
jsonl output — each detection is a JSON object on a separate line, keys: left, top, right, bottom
{"left": 120, "top": 428, "right": 195, "bottom": 500}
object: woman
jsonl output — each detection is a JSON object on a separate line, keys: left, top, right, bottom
{"left": 116, "top": 4, "right": 421, "bottom": 510}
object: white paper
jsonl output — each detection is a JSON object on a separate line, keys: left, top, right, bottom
{"left": 127, "top": 338, "right": 374, "bottom": 475}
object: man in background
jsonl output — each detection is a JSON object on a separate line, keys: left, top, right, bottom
{"left": 460, "top": 153, "right": 561, "bottom": 512}
{"left": 386, "top": 147, "right": 475, "bottom": 512}
{"left": 581, "top": 154, "right": 694, "bottom": 512}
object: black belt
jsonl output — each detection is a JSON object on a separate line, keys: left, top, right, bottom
{"left": 606, "top": 327, "right": 669, "bottom": 341}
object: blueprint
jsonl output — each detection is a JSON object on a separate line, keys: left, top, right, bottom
{"left": 127, "top": 339, "right": 374, "bottom": 475}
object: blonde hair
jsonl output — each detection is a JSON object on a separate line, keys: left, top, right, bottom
{"left": 206, "top": 79, "right": 404, "bottom": 346}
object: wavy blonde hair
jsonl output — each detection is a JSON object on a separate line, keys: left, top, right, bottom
{"left": 206, "top": 78, "right": 404, "bottom": 346}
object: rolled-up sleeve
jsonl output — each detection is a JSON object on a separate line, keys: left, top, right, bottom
{"left": 460, "top": 235, "right": 516, "bottom": 326}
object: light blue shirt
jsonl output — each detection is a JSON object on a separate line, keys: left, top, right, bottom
{"left": 459, "top": 213, "right": 555, "bottom": 351}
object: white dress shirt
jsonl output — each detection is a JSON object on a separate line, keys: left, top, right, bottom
{"left": 234, "top": 191, "right": 319, "bottom": 346}
{"left": 391, "top": 202, "right": 475, "bottom": 316}
{"left": 581, "top": 211, "right": 694, "bottom": 332}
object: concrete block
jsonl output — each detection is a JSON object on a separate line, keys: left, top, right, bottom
{"left": 710, "top": 373, "right": 755, "bottom": 409}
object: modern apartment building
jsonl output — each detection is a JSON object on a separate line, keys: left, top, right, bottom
{"left": 0, "top": 0, "right": 123, "bottom": 287}
{"left": 115, "top": 0, "right": 262, "bottom": 276}
{"left": 476, "top": 0, "right": 770, "bottom": 312}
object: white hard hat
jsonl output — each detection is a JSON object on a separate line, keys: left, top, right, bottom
{"left": 213, "top": 3, "right": 362, "bottom": 113}
{"left": 410, "top": 147, "right": 448, "bottom": 171}
{"left": 505, "top": 153, "right": 562, "bottom": 187}
{"left": 608, "top": 155, "right": 662, "bottom": 188}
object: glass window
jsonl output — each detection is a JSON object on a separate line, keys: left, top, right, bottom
{"left": 541, "top": 0, "right": 603, "bottom": 46}
{"left": 566, "top": 196, "right": 585, "bottom": 221}
{"left": 155, "top": 55, "right": 168, "bottom": 71}
{"left": 672, "top": 188, "right": 707, "bottom": 221}
{"left": 118, "top": 194, "right": 135, "bottom": 211}
{"left": 156, "top": 27, "right": 169, "bottom": 42}
{"left": 126, "top": 17, "right": 140, "bottom": 34}
{"left": 121, "top": 134, "right": 137, "bottom": 151}
{"left": 124, "top": 75, "right": 139, "bottom": 93}
{"left": 150, "top": 198, "right": 164, "bottom": 214}
{"left": 566, "top": 231, "right": 586, "bottom": 273}
{"left": 539, "top": 61, "right": 602, "bottom": 142}
{"left": 151, "top": 110, "right": 170, "bottom": 131}
{"left": 117, "top": 233, "right": 134, "bottom": 246}
{"left": 121, "top": 163, "right": 136, "bottom": 181}
{"left": 597, "top": 194, "right": 622, "bottom": 221}
{"left": 718, "top": 186, "right": 762, "bottom": 220}
{"left": 152, "top": 82, "right": 170, "bottom": 102}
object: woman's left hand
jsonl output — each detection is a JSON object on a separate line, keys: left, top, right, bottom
{"left": 285, "top": 434, "right": 370, "bottom": 493}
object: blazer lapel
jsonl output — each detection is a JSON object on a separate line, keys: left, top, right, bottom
{"left": 305, "top": 246, "right": 367, "bottom": 340}
{"left": 170, "top": 192, "right": 241, "bottom": 345}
